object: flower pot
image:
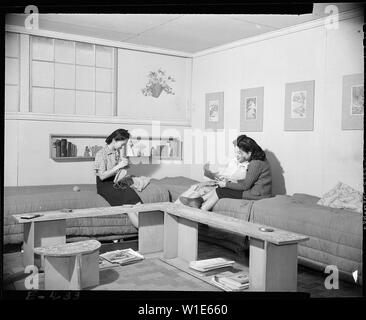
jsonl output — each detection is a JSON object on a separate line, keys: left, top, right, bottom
{"left": 151, "top": 83, "right": 163, "bottom": 98}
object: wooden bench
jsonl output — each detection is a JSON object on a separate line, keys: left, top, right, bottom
{"left": 14, "top": 202, "right": 309, "bottom": 291}
{"left": 13, "top": 202, "right": 170, "bottom": 268}
{"left": 163, "top": 203, "right": 309, "bottom": 292}
{"left": 34, "top": 240, "right": 101, "bottom": 290}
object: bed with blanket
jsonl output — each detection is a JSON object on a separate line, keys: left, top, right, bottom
{"left": 249, "top": 193, "right": 363, "bottom": 284}
{"left": 153, "top": 177, "right": 362, "bottom": 283}
{"left": 4, "top": 176, "right": 362, "bottom": 283}
{"left": 4, "top": 180, "right": 170, "bottom": 245}
{"left": 197, "top": 193, "right": 362, "bottom": 284}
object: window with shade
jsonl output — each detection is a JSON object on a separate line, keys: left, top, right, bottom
{"left": 5, "top": 32, "right": 20, "bottom": 112}
{"left": 30, "top": 36, "right": 117, "bottom": 116}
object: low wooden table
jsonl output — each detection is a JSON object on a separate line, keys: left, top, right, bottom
{"left": 34, "top": 240, "right": 101, "bottom": 290}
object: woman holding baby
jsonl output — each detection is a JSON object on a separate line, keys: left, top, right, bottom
{"left": 179, "top": 135, "right": 273, "bottom": 210}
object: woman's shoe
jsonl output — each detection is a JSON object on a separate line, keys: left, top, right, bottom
{"left": 179, "top": 196, "right": 204, "bottom": 208}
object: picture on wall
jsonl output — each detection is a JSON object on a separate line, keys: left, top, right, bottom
{"left": 141, "top": 68, "right": 175, "bottom": 98}
{"left": 351, "top": 85, "right": 364, "bottom": 115}
{"left": 208, "top": 100, "right": 220, "bottom": 122}
{"left": 245, "top": 97, "right": 257, "bottom": 120}
{"left": 284, "top": 80, "right": 315, "bottom": 131}
{"left": 240, "top": 87, "right": 264, "bottom": 132}
{"left": 117, "top": 50, "right": 188, "bottom": 123}
{"left": 342, "top": 73, "right": 364, "bottom": 130}
{"left": 205, "top": 92, "right": 224, "bottom": 130}
{"left": 290, "top": 91, "right": 307, "bottom": 118}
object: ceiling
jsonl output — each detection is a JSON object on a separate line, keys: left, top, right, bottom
{"left": 6, "top": 3, "right": 363, "bottom": 54}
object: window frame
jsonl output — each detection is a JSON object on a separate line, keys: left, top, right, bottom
{"left": 5, "top": 32, "right": 21, "bottom": 112}
{"left": 29, "top": 35, "right": 117, "bottom": 116}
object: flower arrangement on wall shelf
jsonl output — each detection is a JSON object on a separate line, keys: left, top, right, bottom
{"left": 142, "top": 68, "right": 175, "bottom": 98}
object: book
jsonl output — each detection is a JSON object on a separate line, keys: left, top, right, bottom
{"left": 98, "top": 256, "right": 119, "bottom": 269}
{"left": 60, "top": 139, "right": 67, "bottom": 157}
{"left": 54, "top": 139, "right": 61, "bottom": 157}
{"left": 71, "top": 144, "right": 77, "bottom": 157}
{"left": 189, "top": 258, "right": 235, "bottom": 272}
{"left": 20, "top": 213, "right": 43, "bottom": 220}
{"left": 219, "top": 271, "right": 249, "bottom": 287}
{"left": 51, "top": 141, "right": 57, "bottom": 158}
{"left": 213, "top": 271, "right": 249, "bottom": 290}
{"left": 100, "top": 248, "right": 144, "bottom": 265}
{"left": 211, "top": 276, "right": 249, "bottom": 292}
{"left": 67, "top": 142, "right": 72, "bottom": 157}
{"left": 188, "top": 265, "right": 234, "bottom": 278}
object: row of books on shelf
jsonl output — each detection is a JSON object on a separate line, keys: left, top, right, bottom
{"left": 98, "top": 248, "right": 144, "bottom": 269}
{"left": 52, "top": 139, "right": 78, "bottom": 158}
{"left": 189, "top": 257, "right": 249, "bottom": 291}
{"left": 52, "top": 139, "right": 103, "bottom": 158}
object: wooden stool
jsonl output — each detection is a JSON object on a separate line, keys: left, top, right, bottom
{"left": 34, "top": 240, "right": 101, "bottom": 290}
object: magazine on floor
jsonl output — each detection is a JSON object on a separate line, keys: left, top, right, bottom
{"left": 98, "top": 256, "right": 119, "bottom": 269}
{"left": 189, "top": 257, "right": 235, "bottom": 272}
{"left": 211, "top": 270, "right": 250, "bottom": 291}
{"left": 100, "top": 248, "right": 144, "bottom": 265}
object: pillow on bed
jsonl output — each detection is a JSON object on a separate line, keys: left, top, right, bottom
{"left": 317, "top": 182, "right": 362, "bottom": 213}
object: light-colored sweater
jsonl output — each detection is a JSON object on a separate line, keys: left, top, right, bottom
{"left": 225, "top": 160, "right": 273, "bottom": 200}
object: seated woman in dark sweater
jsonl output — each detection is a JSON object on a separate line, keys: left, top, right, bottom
{"left": 180, "top": 135, "right": 273, "bottom": 211}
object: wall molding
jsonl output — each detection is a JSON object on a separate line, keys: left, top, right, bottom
{"left": 192, "top": 9, "right": 363, "bottom": 58}
{"left": 5, "top": 112, "right": 191, "bottom": 127}
{"left": 5, "top": 24, "right": 193, "bottom": 59}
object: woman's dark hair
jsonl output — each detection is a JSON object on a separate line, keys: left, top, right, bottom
{"left": 235, "top": 135, "right": 266, "bottom": 161}
{"left": 105, "top": 129, "right": 130, "bottom": 144}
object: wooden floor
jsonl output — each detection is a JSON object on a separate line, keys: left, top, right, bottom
{"left": 3, "top": 240, "right": 362, "bottom": 297}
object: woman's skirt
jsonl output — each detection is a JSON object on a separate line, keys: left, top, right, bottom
{"left": 215, "top": 187, "right": 243, "bottom": 199}
{"left": 96, "top": 176, "right": 142, "bottom": 206}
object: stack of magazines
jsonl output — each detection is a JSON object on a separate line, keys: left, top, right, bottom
{"left": 189, "top": 258, "right": 235, "bottom": 273}
{"left": 211, "top": 271, "right": 249, "bottom": 291}
{"left": 99, "top": 248, "right": 144, "bottom": 266}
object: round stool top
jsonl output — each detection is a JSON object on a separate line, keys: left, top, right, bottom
{"left": 34, "top": 240, "right": 101, "bottom": 257}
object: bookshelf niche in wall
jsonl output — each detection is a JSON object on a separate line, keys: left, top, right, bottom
{"left": 50, "top": 134, "right": 182, "bottom": 162}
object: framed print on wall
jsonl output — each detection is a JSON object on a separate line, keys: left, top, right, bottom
{"left": 205, "top": 92, "right": 224, "bottom": 130}
{"left": 240, "top": 87, "right": 264, "bottom": 132}
{"left": 342, "top": 73, "right": 364, "bottom": 130}
{"left": 284, "top": 80, "right": 315, "bottom": 131}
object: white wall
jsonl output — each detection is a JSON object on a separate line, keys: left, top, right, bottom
{"left": 4, "top": 118, "right": 192, "bottom": 186}
{"left": 190, "top": 16, "right": 364, "bottom": 196}
{"left": 4, "top": 33, "right": 192, "bottom": 186}
{"left": 118, "top": 49, "right": 191, "bottom": 122}
{"left": 4, "top": 16, "right": 364, "bottom": 193}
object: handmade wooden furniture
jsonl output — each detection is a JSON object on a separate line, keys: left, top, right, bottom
{"left": 14, "top": 201, "right": 309, "bottom": 291}
{"left": 162, "top": 203, "right": 309, "bottom": 292}
{"left": 13, "top": 202, "right": 170, "bottom": 268}
{"left": 33, "top": 240, "right": 101, "bottom": 290}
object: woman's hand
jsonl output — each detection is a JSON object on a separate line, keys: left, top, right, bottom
{"left": 203, "top": 162, "right": 218, "bottom": 180}
{"left": 216, "top": 178, "right": 228, "bottom": 188}
{"left": 116, "top": 158, "right": 129, "bottom": 169}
